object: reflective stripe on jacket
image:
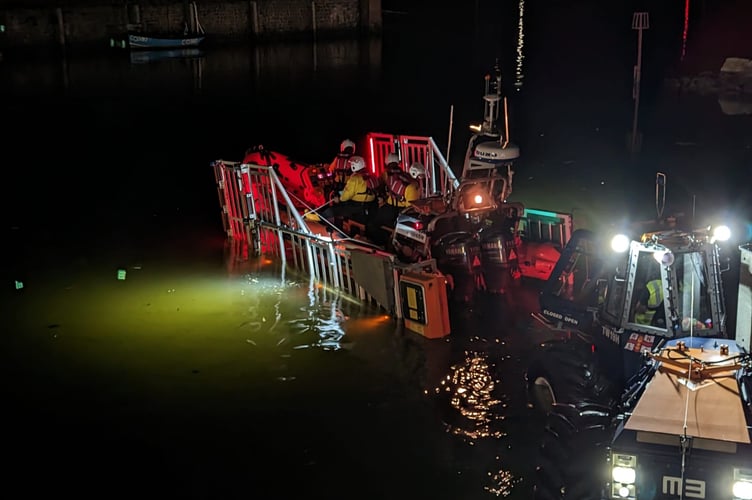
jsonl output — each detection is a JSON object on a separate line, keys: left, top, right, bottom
{"left": 646, "top": 279, "right": 663, "bottom": 308}
{"left": 634, "top": 279, "right": 663, "bottom": 324}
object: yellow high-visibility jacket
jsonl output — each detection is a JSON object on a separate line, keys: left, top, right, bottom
{"left": 340, "top": 173, "right": 376, "bottom": 203}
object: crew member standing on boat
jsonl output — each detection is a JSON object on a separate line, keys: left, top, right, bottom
{"left": 367, "top": 161, "right": 424, "bottom": 246}
{"left": 319, "top": 156, "right": 379, "bottom": 231}
{"left": 328, "top": 139, "right": 356, "bottom": 192}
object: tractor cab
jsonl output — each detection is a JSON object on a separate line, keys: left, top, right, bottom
{"left": 599, "top": 228, "right": 728, "bottom": 338}
{"left": 539, "top": 224, "right": 731, "bottom": 339}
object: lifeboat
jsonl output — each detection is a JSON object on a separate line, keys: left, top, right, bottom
{"left": 243, "top": 145, "right": 335, "bottom": 211}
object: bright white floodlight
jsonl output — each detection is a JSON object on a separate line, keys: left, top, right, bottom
{"left": 611, "top": 234, "right": 630, "bottom": 253}
{"left": 712, "top": 225, "right": 731, "bottom": 242}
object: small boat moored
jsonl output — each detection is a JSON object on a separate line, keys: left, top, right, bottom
{"left": 109, "top": 1, "right": 205, "bottom": 50}
{"left": 125, "top": 33, "right": 205, "bottom": 49}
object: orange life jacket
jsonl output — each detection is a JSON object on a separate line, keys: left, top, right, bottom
{"left": 361, "top": 172, "right": 381, "bottom": 195}
{"left": 386, "top": 171, "right": 413, "bottom": 202}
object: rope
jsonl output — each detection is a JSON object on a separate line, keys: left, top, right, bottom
{"left": 678, "top": 258, "right": 697, "bottom": 500}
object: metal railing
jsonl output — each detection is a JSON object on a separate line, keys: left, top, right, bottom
{"left": 212, "top": 133, "right": 467, "bottom": 320}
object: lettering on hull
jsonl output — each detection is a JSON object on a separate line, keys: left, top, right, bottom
{"left": 542, "top": 309, "right": 579, "bottom": 326}
{"left": 662, "top": 476, "right": 705, "bottom": 498}
{"left": 395, "top": 224, "right": 427, "bottom": 243}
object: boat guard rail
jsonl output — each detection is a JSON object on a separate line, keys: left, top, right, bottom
{"left": 212, "top": 158, "right": 442, "bottom": 317}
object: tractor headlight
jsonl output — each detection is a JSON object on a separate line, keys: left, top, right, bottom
{"left": 612, "top": 466, "right": 636, "bottom": 484}
{"left": 611, "top": 234, "right": 630, "bottom": 253}
{"left": 733, "top": 467, "right": 752, "bottom": 499}
{"left": 611, "top": 453, "right": 637, "bottom": 499}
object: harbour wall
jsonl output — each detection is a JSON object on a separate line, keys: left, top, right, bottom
{"left": 0, "top": 0, "right": 382, "bottom": 51}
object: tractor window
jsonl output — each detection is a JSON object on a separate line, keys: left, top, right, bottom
{"left": 628, "top": 252, "right": 666, "bottom": 329}
{"left": 548, "top": 238, "right": 602, "bottom": 308}
{"left": 673, "top": 251, "right": 713, "bottom": 332}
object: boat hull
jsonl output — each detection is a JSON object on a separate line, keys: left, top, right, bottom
{"left": 127, "top": 34, "right": 205, "bottom": 49}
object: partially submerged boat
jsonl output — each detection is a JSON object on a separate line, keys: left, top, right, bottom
{"left": 214, "top": 62, "right": 573, "bottom": 301}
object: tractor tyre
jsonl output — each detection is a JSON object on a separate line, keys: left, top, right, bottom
{"left": 526, "top": 341, "right": 616, "bottom": 414}
{"left": 532, "top": 403, "right": 613, "bottom": 500}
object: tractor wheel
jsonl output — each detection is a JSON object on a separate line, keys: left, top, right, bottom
{"left": 527, "top": 369, "right": 556, "bottom": 414}
{"left": 526, "top": 341, "right": 616, "bottom": 414}
{"left": 532, "top": 403, "right": 613, "bottom": 500}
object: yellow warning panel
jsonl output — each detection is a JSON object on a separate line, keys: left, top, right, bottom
{"left": 399, "top": 272, "right": 450, "bottom": 339}
{"left": 407, "top": 286, "right": 418, "bottom": 310}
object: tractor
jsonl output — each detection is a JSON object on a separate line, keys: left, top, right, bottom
{"left": 524, "top": 198, "right": 751, "bottom": 498}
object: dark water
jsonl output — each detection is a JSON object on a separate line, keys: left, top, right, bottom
{"left": 2, "top": 1, "right": 751, "bottom": 498}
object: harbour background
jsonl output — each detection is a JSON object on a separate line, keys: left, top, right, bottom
{"left": 1, "top": 1, "right": 751, "bottom": 498}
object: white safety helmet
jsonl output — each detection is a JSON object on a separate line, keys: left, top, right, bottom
{"left": 408, "top": 162, "right": 426, "bottom": 179}
{"left": 349, "top": 156, "right": 366, "bottom": 173}
{"left": 386, "top": 152, "right": 400, "bottom": 166}
{"left": 340, "top": 139, "right": 356, "bottom": 154}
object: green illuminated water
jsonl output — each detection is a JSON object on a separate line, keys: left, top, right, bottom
{"left": 2, "top": 234, "right": 546, "bottom": 498}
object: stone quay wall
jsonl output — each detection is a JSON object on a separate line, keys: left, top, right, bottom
{"left": 0, "top": 0, "right": 382, "bottom": 51}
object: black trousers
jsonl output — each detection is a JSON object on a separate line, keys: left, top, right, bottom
{"left": 366, "top": 203, "right": 401, "bottom": 246}
{"left": 319, "top": 200, "right": 376, "bottom": 230}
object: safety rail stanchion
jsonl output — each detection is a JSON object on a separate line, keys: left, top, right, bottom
{"left": 212, "top": 162, "right": 231, "bottom": 238}
{"left": 327, "top": 243, "right": 341, "bottom": 290}
{"left": 267, "top": 174, "right": 284, "bottom": 265}
{"left": 429, "top": 137, "right": 460, "bottom": 193}
{"left": 226, "top": 164, "right": 244, "bottom": 238}
{"left": 315, "top": 245, "right": 325, "bottom": 284}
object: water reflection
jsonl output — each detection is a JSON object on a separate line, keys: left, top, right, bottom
{"left": 681, "top": 0, "right": 691, "bottom": 61}
{"left": 289, "top": 278, "right": 350, "bottom": 351}
{"left": 227, "top": 241, "right": 360, "bottom": 354}
{"left": 436, "top": 352, "right": 505, "bottom": 441}
{"left": 431, "top": 350, "right": 525, "bottom": 497}
{"left": 0, "top": 37, "right": 381, "bottom": 97}
{"left": 129, "top": 48, "right": 204, "bottom": 65}
{"left": 514, "top": 0, "right": 525, "bottom": 90}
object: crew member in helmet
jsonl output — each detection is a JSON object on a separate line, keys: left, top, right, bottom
{"left": 379, "top": 152, "right": 402, "bottom": 188}
{"left": 366, "top": 161, "right": 424, "bottom": 246}
{"left": 319, "top": 155, "right": 379, "bottom": 231}
{"left": 328, "top": 139, "right": 356, "bottom": 183}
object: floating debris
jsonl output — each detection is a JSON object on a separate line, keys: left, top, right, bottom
{"left": 238, "top": 321, "right": 262, "bottom": 331}
{"left": 245, "top": 339, "right": 257, "bottom": 345}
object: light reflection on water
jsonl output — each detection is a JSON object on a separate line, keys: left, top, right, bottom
{"left": 431, "top": 350, "right": 525, "bottom": 497}
{"left": 436, "top": 352, "right": 505, "bottom": 441}
{"left": 235, "top": 262, "right": 360, "bottom": 355}
{"left": 514, "top": 0, "right": 525, "bottom": 90}
{"left": 2, "top": 224, "right": 549, "bottom": 498}
{"left": 2, "top": 245, "right": 381, "bottom": 395}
